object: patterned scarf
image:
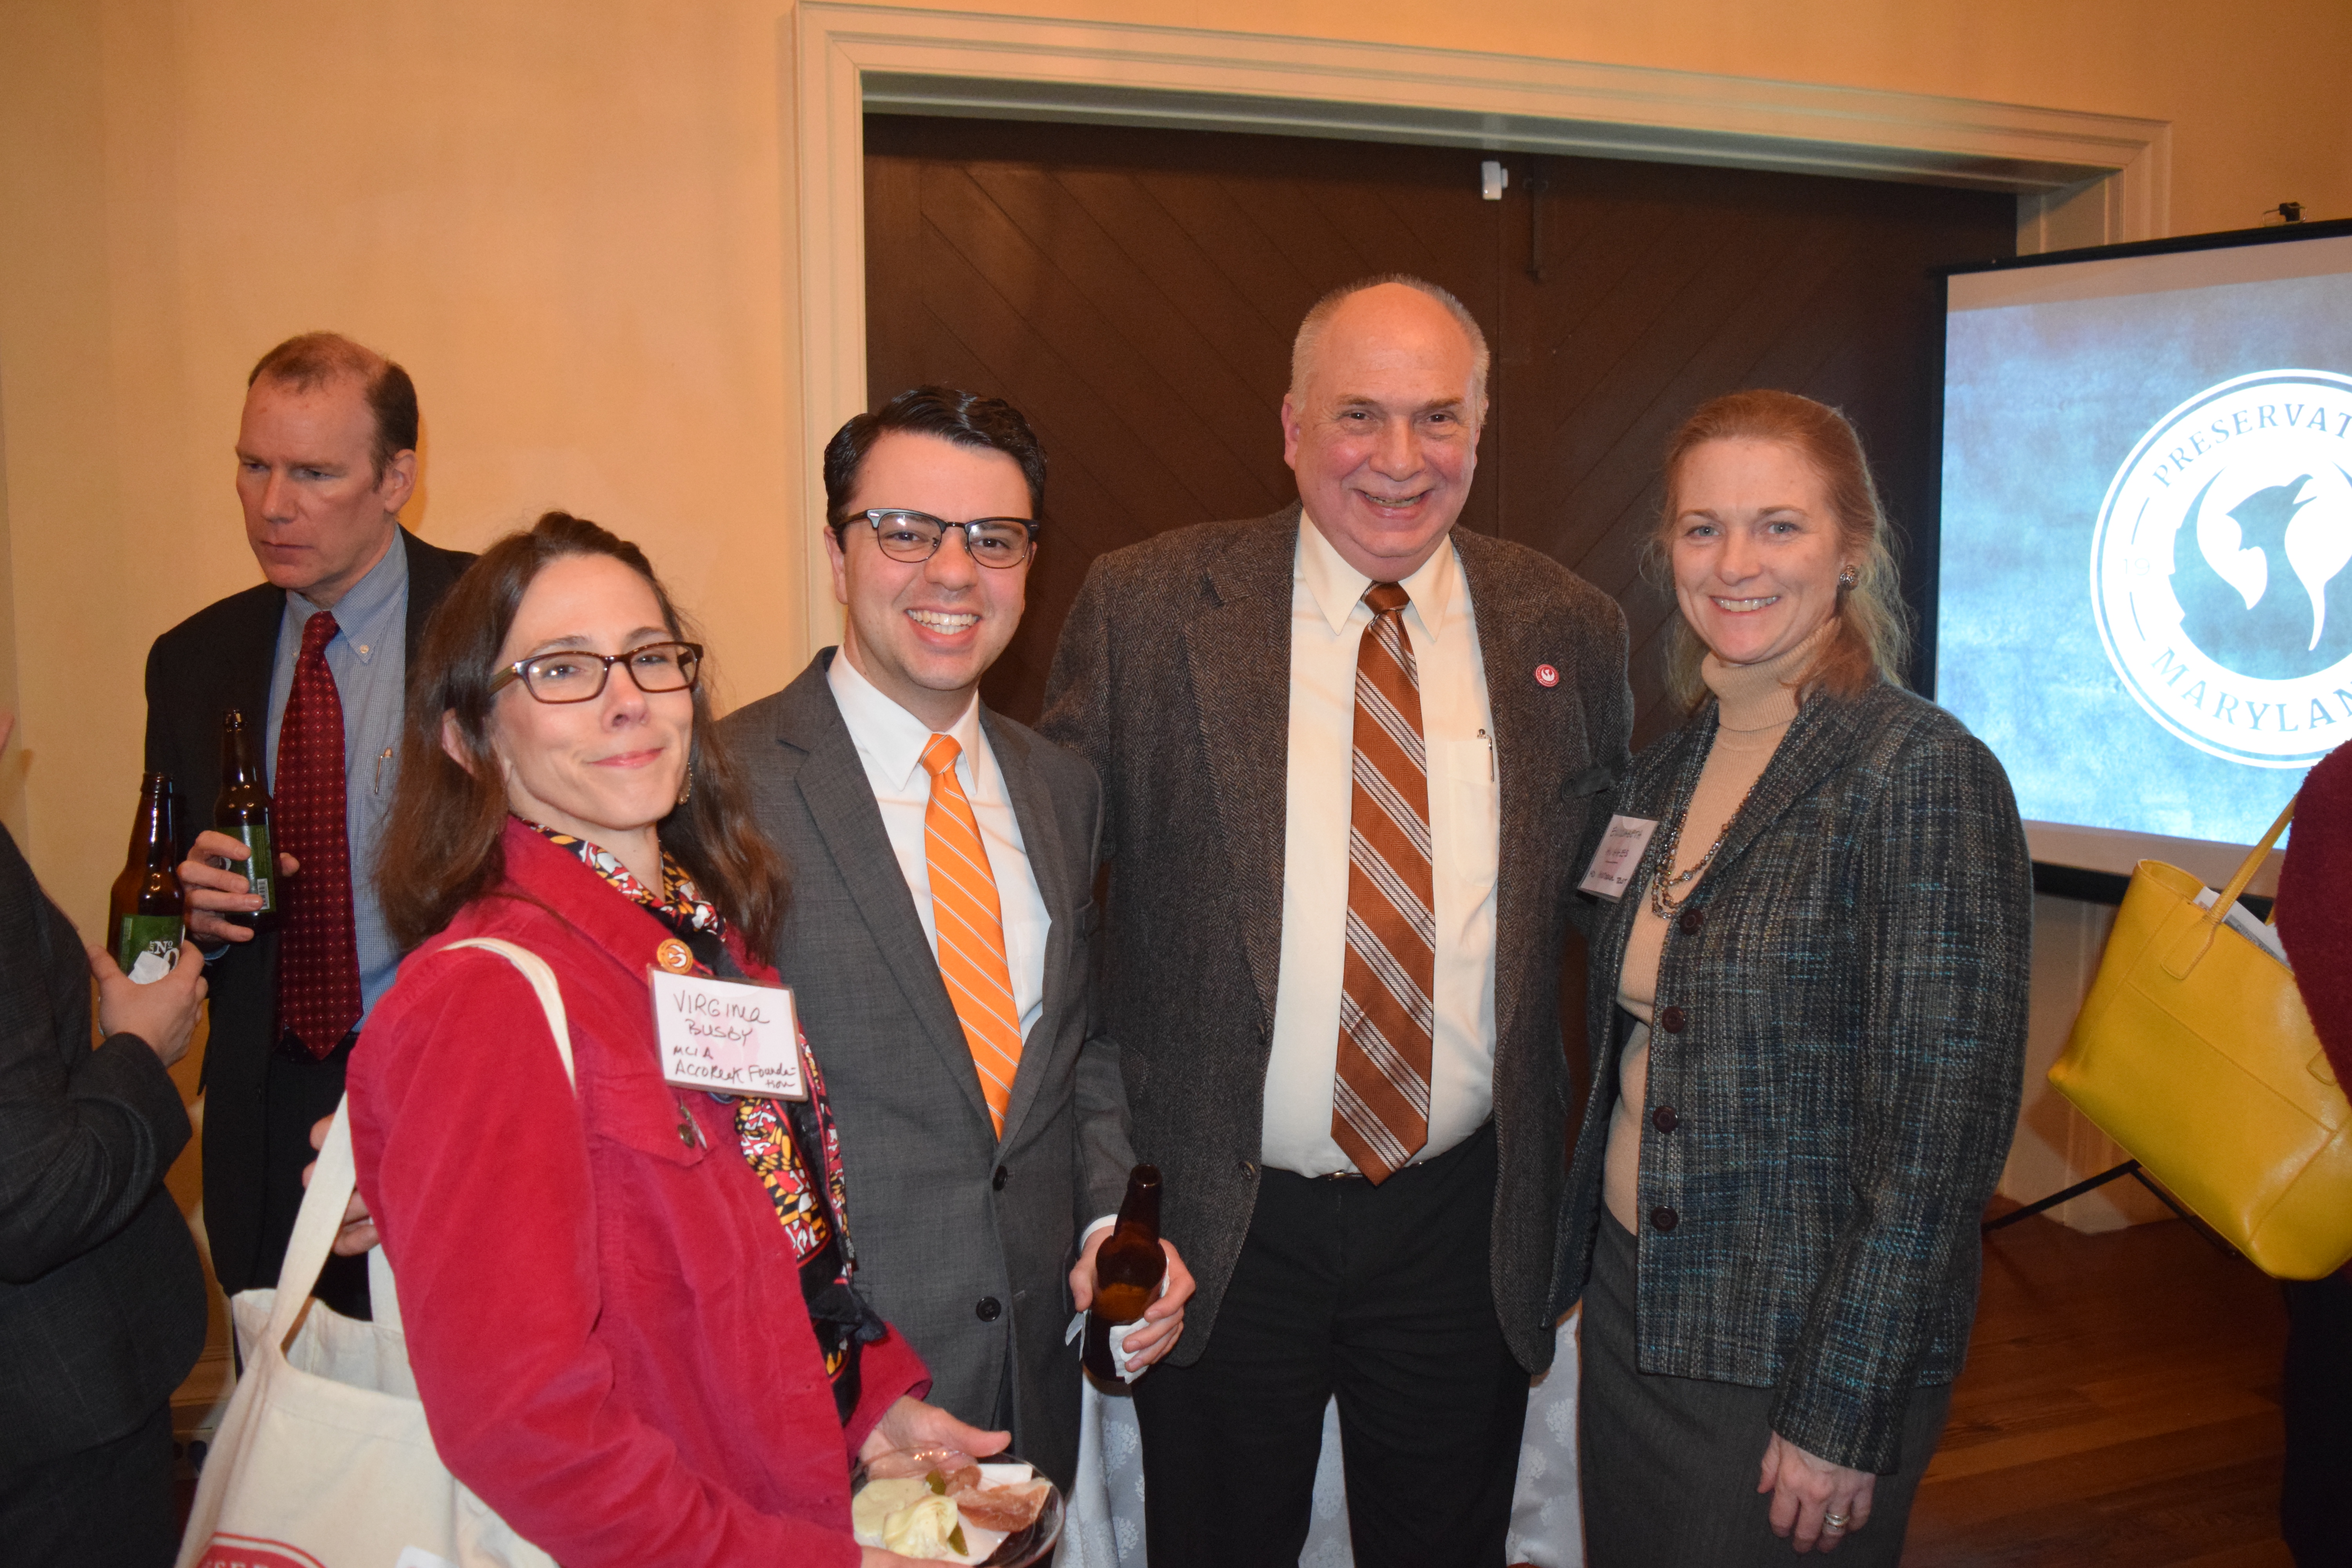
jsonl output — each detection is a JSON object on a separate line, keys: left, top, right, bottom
{"left": 530, "top": 822, "right": 884, "bottom": 1422}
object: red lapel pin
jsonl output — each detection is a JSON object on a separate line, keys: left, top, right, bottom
{"left": 1534, "top": 663, "right": 1559, "bottom": 688}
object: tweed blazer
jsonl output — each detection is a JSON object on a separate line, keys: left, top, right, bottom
{"left": 1555, "top": 676, "right": 2032, "bottom": 1474}
{"left": 1040, "top": 505, "right": 1633, "bottom": 1373}
{"left": 142, "top": 526, "right": 475, "bottom": 1296}
{"left": 722, "top": 654, "right": 1135, "bottom": 1491}
{"left": 0, "top": 822, "right": 207, "bottom": 1468}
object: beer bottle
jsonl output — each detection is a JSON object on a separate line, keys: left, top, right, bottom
{"left": 109, "top": 772, "right": 185, "bottom": 984}
{"left": 215, "top": 708, "right": 278, "bottom": 927}
{"left": 1082, "top": 1164, "right": 1166, "bottom": 1383}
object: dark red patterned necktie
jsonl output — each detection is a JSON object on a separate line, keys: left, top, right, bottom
{"left": 274, "top": 611, "right": 362, "bottom": 1058}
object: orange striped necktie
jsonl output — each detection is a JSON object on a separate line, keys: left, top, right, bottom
{"left": 1333, "top": 582, "right": 1436, "bottom": 1183}
{"left": 920, "top": 734, "right": 1023, "bottom": 1135}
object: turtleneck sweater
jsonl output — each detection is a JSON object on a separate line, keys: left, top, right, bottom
{"left": 1601, "top": 621, "right": 1828, "bottom": 1233}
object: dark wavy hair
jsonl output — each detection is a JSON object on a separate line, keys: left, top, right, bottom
{"left": 376, "top": 512, "right": 785, "bottom": 954}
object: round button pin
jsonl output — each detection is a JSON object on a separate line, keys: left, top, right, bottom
{"left": 656, "top": 937, "right": 695, "bottom": 974}
{"left": 1534, "top": 663, "right": 1559, "bottom": 688}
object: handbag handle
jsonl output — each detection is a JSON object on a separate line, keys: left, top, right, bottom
{"left": 2162, "top": 796, "right": 2297, "bottom": 980}
{"left": 258, "top": 938, "right": 579, "bottom": 1356}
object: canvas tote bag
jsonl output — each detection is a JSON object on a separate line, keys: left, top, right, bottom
{"left": 2048, "top": 800, "right": 2352, "bottom": 1280}
{"left": 178, "top": 939, "right": 569, "bottom": 1568}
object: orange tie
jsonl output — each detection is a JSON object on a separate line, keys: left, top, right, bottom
{"left": 1332, "top": 583, "right": 1436, "bottom": 1183}
{"left": 921, "top": 734, "right": 1023, "bottom": 1135}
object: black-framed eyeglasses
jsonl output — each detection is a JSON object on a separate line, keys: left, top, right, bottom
{"left": 845, "top": 508, "right": 1039, "bottom": 568}
{"left": 489, "top": 641, "right": 704, "bottom": 704}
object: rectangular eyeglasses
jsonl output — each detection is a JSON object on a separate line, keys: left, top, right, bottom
{"left": 848, "top": 508, "right": 1038, "bottom": 568}
{"left": 490, "top": 641, "right": 704, "bottom": 704}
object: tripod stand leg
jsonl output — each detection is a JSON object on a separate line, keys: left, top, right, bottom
{"left": 1983, "top": 1160, "right": 2141, "bottom": 1233}
{"left": 2128, "top": 1169, "right": 2236, "bottom": 1254}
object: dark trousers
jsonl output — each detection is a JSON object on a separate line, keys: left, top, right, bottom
{"left": 1579, "top": 1211, "right": 1951, "bottom": 1566}
{"left": 256, "top": 1029, "right": 369, "bottom": 1321}
{"left": 2282, "top": 1269, "right": 2352, "bottom": 1565}
{"left": 0, "top": 1402, "right": 176, "bottom": 1568}
{"left": 1132, "top": 1121, "right": 1528, "bottom": 1568}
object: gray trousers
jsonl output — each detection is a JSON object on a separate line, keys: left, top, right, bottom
{"left": 1578, "top": 1212, "right": 1952, "bottom": 1566}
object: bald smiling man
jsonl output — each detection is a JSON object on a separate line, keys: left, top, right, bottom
{"left": 1042, "top": 276, "right": 1634, "bottom": 1567}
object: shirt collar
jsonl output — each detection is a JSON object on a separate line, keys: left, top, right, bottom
{"left": 289, "top": 526, "right": 408, "bottom": 665}
{"left": 1295, "top": 512, "right": 1462, "bottom": 640}
{"left": 825, "top": 648, "right": 984, "bottom": 794}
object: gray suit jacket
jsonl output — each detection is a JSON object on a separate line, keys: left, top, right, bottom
{"left": 1039, "top": 506, "right": 1634, "bottom": 1374}
{"left": 1555, "top": 678, "right": 2032, "bottom": 1474}
{"left": 723, "top": 653, "right": 1135, "bottom": 1491}
{"left": 0, "top": 822, "right": 207, "bottom": 1468}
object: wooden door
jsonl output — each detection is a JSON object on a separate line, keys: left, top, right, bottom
{"left": 864, "top": 114, "right": 2014, "bottom": 741}
{"left": 1490, "top": 156, "right": 2014, "bottom": 739}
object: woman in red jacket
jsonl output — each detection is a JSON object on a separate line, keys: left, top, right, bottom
{"left": 351, "top": 511, "right": 994, "bottom": 1567}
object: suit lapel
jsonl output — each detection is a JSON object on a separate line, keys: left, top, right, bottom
{"left": 981, "top": 710, "right": 1068, "bottom": 1149}
{"left": 1455, "top": 533, "right": 1546, "bottom": 1067}
{"left": 1182, "top": 509, "right": 1299, "bottom": 1037}
{"left": 1697, "top": 683, "right": 1870, "bottom": 887}
{"left": 398, "top": 526, "right": 470, "bottom": 660}
{"left": 223, "top": 588, "right": 282, "bottom": 733}
{"left": 776, "top": 660, "right": 999, "bottom": 1134}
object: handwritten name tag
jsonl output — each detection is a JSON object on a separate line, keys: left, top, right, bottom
{"left": 651, "top": 970, "right": 807, "bottom": 1100}
{"left": 1578, "top": 815, "right": 1662, "bottom": 900}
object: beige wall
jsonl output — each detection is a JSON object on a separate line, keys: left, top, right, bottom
{"left": 4, "top": 0, "right": 2348, "bottom": 939}
{"left": 0, "top": 2, "right": 2344, "bottom": 1379}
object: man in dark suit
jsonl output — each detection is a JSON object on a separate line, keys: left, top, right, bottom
{"left": 725, "top": 387, "right": 1192, "bottom": 1492}
{"left": 146, "top": 333, "right": 473, "bottom": 1317}
{"left": 0, "top": 710, "right": 211, "bottom": 1566}
{"left": 1040, "top": 276, "right": 1634, "bottom": 1566}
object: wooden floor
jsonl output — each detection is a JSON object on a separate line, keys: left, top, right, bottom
{"left": 1906, "top": 1210, "right": 2292, "bottom": 1566}
{"left": 181, "top": 1211, "right": 2294, "bottom": 1566}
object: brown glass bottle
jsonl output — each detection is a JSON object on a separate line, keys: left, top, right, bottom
{"left": 109, "top": 772, "right": 185, "bottom": 984}
{"left": 1082, "top": 1164, "right": 1166, "bottom": 1382}
{"left": 215, "top": 708, "right": 278, "bottom": 928}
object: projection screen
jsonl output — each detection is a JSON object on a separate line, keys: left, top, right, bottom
{"left": 1937, "top": 223, "right": 2352, "bottom": 885}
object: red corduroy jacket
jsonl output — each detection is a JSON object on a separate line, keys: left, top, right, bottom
{"left": 350, "top": 820, "right": 927, "bottom": 1567}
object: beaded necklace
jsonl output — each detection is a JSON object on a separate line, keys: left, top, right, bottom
{"left": 1646, "top": 778, "right": 1760, "bottom": 918}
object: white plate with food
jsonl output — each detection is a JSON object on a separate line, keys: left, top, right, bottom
{"left": 851, "top": 1448, "right": 1063, "bottom": 1566}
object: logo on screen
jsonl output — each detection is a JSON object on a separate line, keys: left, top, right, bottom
{"left": 2092, "top": 369, "right": 2352, "bottom": 768}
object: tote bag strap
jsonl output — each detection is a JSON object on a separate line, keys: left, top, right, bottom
{"left": 2163, "top": 797, "right": 2297, "bottom": 980}
{"left": 441, "top": 937, "right": 578, "bottom": 1090}
{"left": 260, "top": 938, "right": 581, "bottom": 1354}
{"left": 258, "top": 1101, "right": 366, "bottom": 1354}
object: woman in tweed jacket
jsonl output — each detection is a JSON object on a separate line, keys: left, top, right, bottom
{"left": 1557, "top": 391, "right": 2032, "bottom": 1562}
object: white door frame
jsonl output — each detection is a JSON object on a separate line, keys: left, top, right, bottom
{"left": 788, "top": 1, "right": 2172, "bottom": 651}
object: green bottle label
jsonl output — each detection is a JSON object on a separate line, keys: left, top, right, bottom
{"left": 231, "top": 822, "right": 276, "bottom": 913}
{"left": 117, "top": 915, "right": 185, "bottom": 984}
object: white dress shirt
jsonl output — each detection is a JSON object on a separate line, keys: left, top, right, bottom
{"left": 827, "top": 653, "right": 1051, "bottom": 1045}
{"left": 1259, "top": 519, "right": 1502, "bottom": 1177}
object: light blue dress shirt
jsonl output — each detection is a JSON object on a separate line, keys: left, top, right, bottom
{"left": 263, "top": 530, "right": 409, "bottom": 1020}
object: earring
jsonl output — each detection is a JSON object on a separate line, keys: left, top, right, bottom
{"left": 1838, "top": 565, "right": 1858, "bottom": 588}
{"left": 676, "top": 761, "right": 694, "bottom": 806}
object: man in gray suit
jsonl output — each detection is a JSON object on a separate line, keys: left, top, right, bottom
{"left": 1041, "top": 277, "right": 1635, "bottom": 1566}
{"left": 725, "top": 386, "right": 1192, "bottom": 1493}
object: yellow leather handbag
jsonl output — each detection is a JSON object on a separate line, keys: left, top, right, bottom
{"left": 2048, "top": 799, "right": 2352, "bottom": 1279}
